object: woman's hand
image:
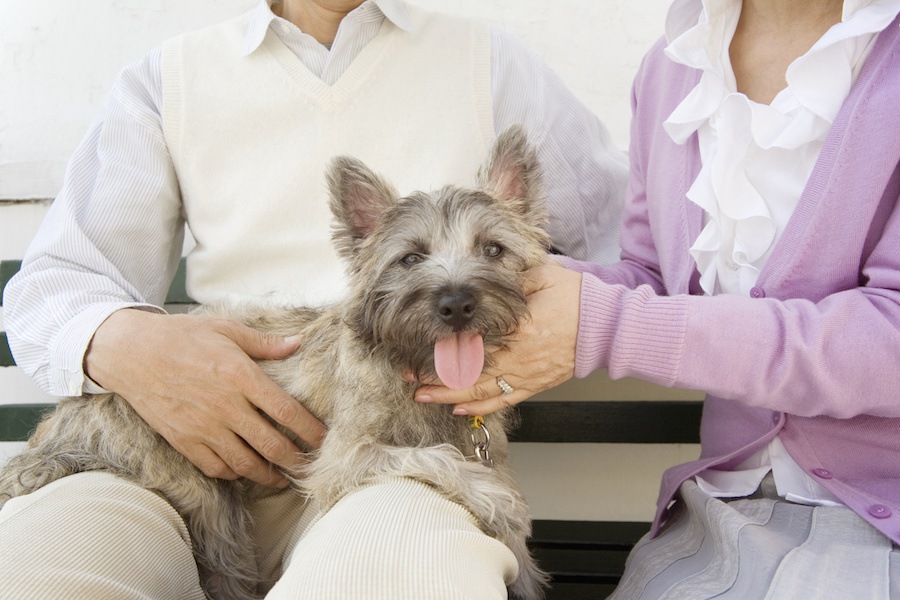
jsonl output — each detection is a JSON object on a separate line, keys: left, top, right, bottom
{"left": 85, "top": 309, "right": 326, "bottom": 488}
{"left": 415, "top": 260, "right": 583, "bottom": 415}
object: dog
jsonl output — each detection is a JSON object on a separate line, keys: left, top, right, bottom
{"left": 0, "top": 125, "right": 551, "bottom": 599}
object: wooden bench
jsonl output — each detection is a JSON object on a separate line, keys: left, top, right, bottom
{"left": 0, "top": 258, "right": 703, "bottom": 599}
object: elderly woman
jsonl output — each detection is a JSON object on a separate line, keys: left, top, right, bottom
{"left": 420, "top": 0, "right": 900, "bottom": 597}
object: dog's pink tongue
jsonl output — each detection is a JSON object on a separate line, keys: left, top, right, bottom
{"left": 434, "top": 332, "right": 485, "bottom": 390}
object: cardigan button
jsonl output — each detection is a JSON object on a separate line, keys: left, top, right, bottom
{"left": 750, "top": 287, "right": 766, "bottom": 299}
{"left": 812, "top": 468, "right": 833, "bottom": 479}
{"left": 869, "top": 504, "right": 892, "bottom": 519}
{"left": 772, "top": 412, "right": 781, "bottom": 425}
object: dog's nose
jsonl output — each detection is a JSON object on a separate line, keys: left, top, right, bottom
{"left": 438, "top": 291, "right": 477, "bottom": 330}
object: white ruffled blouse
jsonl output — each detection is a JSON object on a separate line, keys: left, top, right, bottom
{"left": 663, "top": 0, "right": 900, "bottom": 297}
{"left": 663, "top": 0, "right": 900, "bottom": 505}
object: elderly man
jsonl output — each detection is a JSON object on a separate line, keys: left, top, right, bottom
{"left": 0, "top": 0, "right": 627, "bottom": 597}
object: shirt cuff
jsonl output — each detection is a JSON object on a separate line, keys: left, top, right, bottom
{"left": 573, "top": 274, "right": 620, "bottom": 378}
{"left": 49, "top": 302, "right": 167, "bottom": 396}
{"left": 575, "top": 275, "right": 689, "bottom": 384}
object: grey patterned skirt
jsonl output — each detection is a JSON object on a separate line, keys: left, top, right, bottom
{"left": 609, "top": 476, "right": 899, "bottom": 599}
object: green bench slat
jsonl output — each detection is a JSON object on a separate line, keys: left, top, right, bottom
{"left": 0, "top": 258, "right": 193, "bottom": 308}
{"left": 165, "top": 258, "right": 193, "bottom": 304}
{"left": 530, "top": 519, "right": 649, "bottom": 550}
{"left": 543, "top": 581, "right": 618, "bottom": 599}
{"left": 529, "top": 520, "right": 650, "bottom": 598}
{"left": 532, "top": 547, "right": 628, "bottom": 582}
{"left": 0, "top": 402, "right": 700, "bottom": 446}
{"left": 514, "top": 400, "right": 701, "bottom": 444}
{"left": 0, "top": 260, "right": 21, "bottom": 306}
{"left": 0, "top": 332, "right": 11, "bottom": 369}
{"left": 0, "top": 403, "right": 54, "bottom": 442}
{"left": 532, "top": 546, "right": 631, "bottom": 582}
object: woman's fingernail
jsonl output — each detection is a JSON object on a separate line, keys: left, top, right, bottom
{"left": 416, "top": 394, "right": 432, "bottom": 403}
{"left": 453, "top": 407, "right": 469, "bottom": 415}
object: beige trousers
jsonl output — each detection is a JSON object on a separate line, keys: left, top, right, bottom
{"left": 0, "top": 472, "right": 517, "bottom": 599}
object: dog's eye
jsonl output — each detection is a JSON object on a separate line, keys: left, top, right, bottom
{"left": 483, "top": 243, "right": 503, "bottom": 258}
{"left": 401, "top": 253, "right": 425, "bottom": 266}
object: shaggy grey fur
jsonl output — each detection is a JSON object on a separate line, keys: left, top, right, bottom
{"left": 0, "top": 125, "right": 551, "bottom": 599}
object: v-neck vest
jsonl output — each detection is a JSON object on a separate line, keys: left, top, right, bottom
{"left": 160, "top": 7, "right": 493, "bottom": 306}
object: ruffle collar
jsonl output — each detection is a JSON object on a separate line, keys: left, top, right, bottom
{"left": 661, "top": 0, "right": 899, "bottom": 295}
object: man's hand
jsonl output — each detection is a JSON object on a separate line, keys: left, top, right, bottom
{"left": 85, "top": 309, "right": 326, "bottom": 488}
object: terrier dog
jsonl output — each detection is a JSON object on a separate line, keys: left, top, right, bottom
{"left": 0, "top": 125, "right": 551, "bottom": 599}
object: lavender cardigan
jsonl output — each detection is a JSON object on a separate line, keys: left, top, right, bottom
{"left": 560, "top": 15, "right": 900, "bottom": 543}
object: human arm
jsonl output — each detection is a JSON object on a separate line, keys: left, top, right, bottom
{"left": 569, "top": 251, "right": 900, "bottom": 420}
{"left": 4, "top": 49, "right": 325, "bottom": 485}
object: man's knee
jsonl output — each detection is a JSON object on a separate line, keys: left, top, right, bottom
{"left": 270, "top": 478, "right": 517, "bottom": 599}
{"left": 0, "top": 471, "right": 204, "bottom": 600}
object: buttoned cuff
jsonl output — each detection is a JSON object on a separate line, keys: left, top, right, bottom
{"left": 573, "top": 274, "right": 621, "bottom": 378}
{"left": 49, "top": 303, "right": 167, "bottom": 396}
{"left": 575, "top": 276, "right": 689, "bottom": 385}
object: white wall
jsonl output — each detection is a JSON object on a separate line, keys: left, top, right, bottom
{"left": 0, "top": 0, "right": 258, "bottom": 200}
{"left": 0, "top": 1, "right": 697, "bottom": 522}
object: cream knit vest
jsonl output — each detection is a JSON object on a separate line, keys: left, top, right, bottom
{"left": 160, "top": 7, "right": 493, "bottom": 306}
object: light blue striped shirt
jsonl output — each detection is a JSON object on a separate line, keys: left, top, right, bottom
{"left": 5, "top": 0, "right": 628, "bottom": 396}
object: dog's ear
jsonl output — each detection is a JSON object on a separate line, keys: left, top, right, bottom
{"left": 328, "top": 156, "right": 398, "bottom": 257}
{"left": 477, "top": 124, "right": 545, "bottom": 226}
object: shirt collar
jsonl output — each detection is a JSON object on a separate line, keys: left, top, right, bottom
{"left": 241, "top": 0, "right": 413, "bottom": 57}
{"left": 664, "top": 0, "right": 894, "bottom": 43}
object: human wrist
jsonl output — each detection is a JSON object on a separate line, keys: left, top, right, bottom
{"left": 83, "top": 306, "right": 165, "bottom": 392}
{"left": 573, "top": 274, "right": 621, "bottom": 378}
